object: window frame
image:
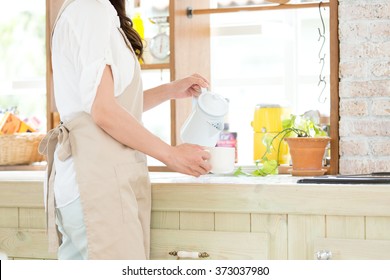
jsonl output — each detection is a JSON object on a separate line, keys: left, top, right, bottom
{"left": 170, "top": 0, "right": 339, "bottom": 174}
{"left": 46, "top": 0, "right": 339, "bottom": 174}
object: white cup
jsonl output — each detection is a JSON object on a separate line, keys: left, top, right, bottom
{"left": 206, "top": 147, "right": 235, "bottom": 174}
{"left": 0, "top": 251, "right": 8, "bottom": 260}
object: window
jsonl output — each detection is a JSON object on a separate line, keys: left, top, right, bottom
{"left": 209, "top": 1, "right": 330, "bottom": 165}
{"left": 142, "top": 69, "right": 171, "bottom": 166}
{"left": 0, "top": 0, "right": 46, "bottom": 132}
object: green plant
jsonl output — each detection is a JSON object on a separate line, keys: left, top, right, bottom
{"left": 234, "top": 112, "right": 328, "bottom": 177}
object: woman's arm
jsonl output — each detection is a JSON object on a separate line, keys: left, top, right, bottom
{"left": 91, "top": 65, "right": 211, "bottom": 177}
{"left": 143, "top": 74, "right": 209, "bottom": 112}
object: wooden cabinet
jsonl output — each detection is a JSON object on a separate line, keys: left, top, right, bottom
{"left": 150, "top": 210, "right": 287, "bottom": 260}
{"left": 313, "top": 238, "right": 390, "bottom": 260}
{"left": 151, "top": 229, "right": 269, "bottom": 260}
{"left": 150, "top": 210, "right": 278, "bottom": 260}
{"left": 310, "top": 216, "right": 390, "bottom": 260}
{"left": 0, "top": 180, "right": 56, "bottom": 259}
{"left": 2, "top": 174, "right": 390, "bottom": 260}
{"left": 151, "top": 181, "right": 390, "bottom": 260}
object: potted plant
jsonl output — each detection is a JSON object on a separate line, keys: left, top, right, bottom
{"left": 235, "top": 111, "right": 330, "bottom": 177}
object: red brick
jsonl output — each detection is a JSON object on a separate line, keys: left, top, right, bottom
{"left": 370, "top": 61, "right": 390, "bottom": 78}
{"left": 339, "top": 119, "right": 390, "bottom": 137}
{"left": 340, "top": 157, "right": 390, "bottom": 175}
{"left": 340, "top": 99, "right": 368, "bottom": 116}
{"left": 371, "top": 99, "right": 390, "bottom": 116}
{"left": 370, "top": 138, "right": 390, "bottom": 156}
{"left": 339, "top": 80, "right": 390, "bottom": 98}
{"left": 340, "top": 138, "right": 370, "bottom": 156}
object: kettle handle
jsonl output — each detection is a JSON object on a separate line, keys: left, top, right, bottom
{"left": 192, "top": 87, "right": 208, "bottom": 109}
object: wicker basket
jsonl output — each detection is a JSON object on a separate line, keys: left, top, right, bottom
{"left": 0, "top": 133, "right": 46, "bottom": 165}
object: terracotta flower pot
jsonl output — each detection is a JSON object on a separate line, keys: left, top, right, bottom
{"left": 285, "top": 137, "right": 330, "bottom": 176}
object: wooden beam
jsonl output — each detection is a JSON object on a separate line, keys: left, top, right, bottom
{"left": 171, "top": 0, "right": 211, "bottom": 145}
{"left": 187, "top": 1, "right": 330, "bottom": 17}
{"left": 329, "top": 0, "right": 339, "bottom": 174}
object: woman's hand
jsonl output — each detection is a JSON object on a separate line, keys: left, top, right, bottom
{"left": 168, "top": 73, "right": 209, "bottom": 100}
{"left": 143, "top": 73, "right": 209, "bottom": 112}
{"left": 164, "top": 143, "right": 211, "bottom": 177}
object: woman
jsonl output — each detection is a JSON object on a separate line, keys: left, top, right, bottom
{"left": 40, "top": 0, "right": 211, "bottom": 260}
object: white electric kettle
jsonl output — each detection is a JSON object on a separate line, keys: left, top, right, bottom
{"left": 180, "top": 89, "right": 229, "bottom": 147}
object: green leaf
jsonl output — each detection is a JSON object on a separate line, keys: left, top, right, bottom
{"left": 233, "top": 167, "right": 251, "bottom": 177}
{"left": 262, "top": 133, "right": 275, "bottom": 154}
{"left": 262, "top": 159, "right": 278, "bottom": 175}
{"left": 246, "top": 159, "right": 278, "bottom": 177}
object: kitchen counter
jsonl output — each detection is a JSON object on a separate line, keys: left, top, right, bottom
{"left": 0, "top": 170, "right": 300, "bottom": 184}
{"left": 1, "top": 170, "right": 390, "bottom": 260}
{"left": 1, "top": 170, "right": 390, "bottom": 215}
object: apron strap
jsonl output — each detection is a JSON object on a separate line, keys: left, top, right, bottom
{"left": 38, "top": 122, "right": 72, "bottom": 252}
{"left": 38, "top": 122, "right": 72, "bottom": 202}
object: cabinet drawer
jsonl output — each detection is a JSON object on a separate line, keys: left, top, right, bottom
{"left": 151, "top": 229, "right": 269, "bottom": 260}
{"left": 314, "top": 238, "right": 390, "bottom": 260}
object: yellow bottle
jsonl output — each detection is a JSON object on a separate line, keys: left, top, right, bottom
{"left": 132, "top": 12, "right": 144, "bottom": 63}
{"left": 132, "top": 12, "right": 144, "bottom": 39}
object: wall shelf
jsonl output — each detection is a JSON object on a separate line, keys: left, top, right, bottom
{"left": 141, "top": 63, "right": 170, "bottom": 70}
{"left": 186, "top": 1, "right": 330, "bottom": 17}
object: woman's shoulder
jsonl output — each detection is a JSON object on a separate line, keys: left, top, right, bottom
{"left": 64, "top": 0, "right": 117, "bottom": 23}
{"left": 58, "top": 0, "right": 119, "bottom": 37}
{"left": 80, "top": 0, "right": 117, "bottom": 13}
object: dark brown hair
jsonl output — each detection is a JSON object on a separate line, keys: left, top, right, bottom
{"left": 109, "top": 0, "right": 143, "bottom": 60}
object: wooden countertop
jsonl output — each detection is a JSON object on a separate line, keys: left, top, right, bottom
{"left": 0, "top": 170, "right": 301, "bottom": 184}
{"left": 1, "top": 171, "right": 390, "bottom": 217}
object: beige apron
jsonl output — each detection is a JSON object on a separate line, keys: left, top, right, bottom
{"left": 39, "top": 0, "right": 151, "bottom": 259}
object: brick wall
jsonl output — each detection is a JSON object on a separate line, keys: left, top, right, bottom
{"left": 338, "top": 0, "right": 390, "bottom": 174}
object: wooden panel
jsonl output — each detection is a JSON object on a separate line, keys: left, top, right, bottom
{"left": 192, "top": 2, "right": 330, "bottom": 15}
{"left": 314, "top": 238, "right": 390, "bottom": 260}
{"left": 0, "top": 165, "right": 46, "bottom": 171}
{"left": 19, "top": 208, "right": 46, "bottom": 229}
{"left": 152, "top": 183, "right": 390, "bottom": 217}
{"left": 180, "top": 212, "right": 214, "bottom": 231}
{"left": 46, "top": 0, "right": 65, "bottom": 129}
{"left": 151, "top": 211, "right": 180, "bottom": 229}
{"left": 47, "top": 0, "right": 64, "bottom": 31}
{"left": 0, "top": 228, "right": 56, "bottom": 259}
{"left": 252, "top": 214, "right": 287, "bottom": 260}
{"left": 329, "top": 0, "right": 339, "bottom": 174}
{"left": 171, "top": 0, "right": 211, "bottom": 144}
{"left": 0, "top": 208, "right": 18, "bottom": 228}
{"left": 0, "top": 183, "right": 44, "bottom": 208}
{"left": 366, "top": 217, "right": 390, "bottom": 240}
{"left": 215, "top": 213, "right": 250, "bottom": 232}
{"left": 288, "top": 215, "right": 325, "bottom": 260}
{"left": 151, "top": 229, "right": 269, "bottom": 260}
{"left": 326, "top": 215, "right": 365, "bottom": 239}
{"left": 13, "top": 257, "right": 46, "bottom": 260}
{"left": 52, "top": 112, "right": 61, "bottom": 128}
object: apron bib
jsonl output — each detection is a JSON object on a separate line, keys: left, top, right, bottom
{"left": 40, "top": 0, "right": 151, "bottom": 259}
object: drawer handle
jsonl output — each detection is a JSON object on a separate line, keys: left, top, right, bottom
{"left": 315, "top": 250, "right": 332, "bottom": 260}
{"left": 169, "top": 251, "right": 210, "bottom": 259}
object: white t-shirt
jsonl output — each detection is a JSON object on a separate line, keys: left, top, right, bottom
{"left": 51, "top": 0, "right": 135, "bottom": 208}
